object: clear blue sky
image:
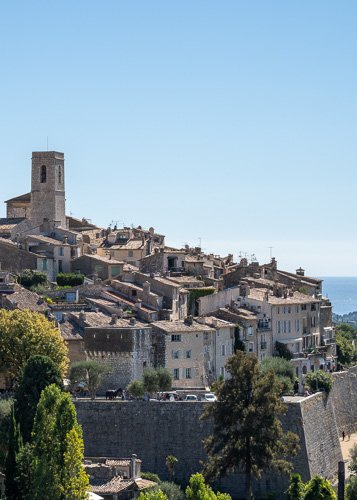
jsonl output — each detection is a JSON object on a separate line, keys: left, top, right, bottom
{"left": 1, "top": 1, "right": 356, "bottom": 276}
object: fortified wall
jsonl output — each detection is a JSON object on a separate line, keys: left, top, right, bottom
{"left": 75, "top": 367, "right": 357, "bottom": 499}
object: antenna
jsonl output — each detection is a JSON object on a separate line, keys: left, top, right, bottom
{"left": 46, "top": 136, "right": 49, "bottom": 151}
{"left": 198, "top": 237, "right": 201, "bottom": 248}
{"left": 268, "top": 246, "right": 273, "bottom": 260}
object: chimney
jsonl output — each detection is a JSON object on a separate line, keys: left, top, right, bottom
{"left": 143, "top": 281, "right": 151, "bottom": 294}
{"left": 185, "top": 315, "right": 193, "bottom": 326}
{"left": 110, "top": 314, "right": 118, "bottom": 325}
{"left": 135, "top": 299, "right": 142, "bottom": 309}
{"left": 131, "top": 454, "right": 138, "bottom": 479}
{"left": 63, "top": 236, "right": 68, "bottom": 244}
{"left": 79, "top": 310, "right": 86, "bottom": 324}
{"left": 130, "top": 317, "right": 136, "bottom": 326}
{"left": 296, "top": 267, "right": 305, "bottom": 277}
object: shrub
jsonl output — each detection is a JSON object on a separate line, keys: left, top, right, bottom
{"left": 305, "top": 371, "right": 334, "bottom": 394}
{"left": 56, "top": 273, "right": 84, "bottom": 287}
{"left": 274, "top": 341, "right": 293, "bottom": 360}
{"left": 261, "top": 356, "right": 295, "bottom": 394}
{"left": 18, "top": 270, "right": 47, "bottom": 288}
{"left": 141, "top": 472, "right": 161, "bottom": 484}
{"left": 159, "top": 482, "right": 185, "bottom": 500}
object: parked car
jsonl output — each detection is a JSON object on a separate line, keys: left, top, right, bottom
{"left": 202, "top": 393, "right": 217, "bottom": 402}
{"left": 185, "top": 394, "right": 198, "bottom": 401}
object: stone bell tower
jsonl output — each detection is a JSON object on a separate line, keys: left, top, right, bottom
{"left": 30, "top": 151, "right": 66, "bottom": 228}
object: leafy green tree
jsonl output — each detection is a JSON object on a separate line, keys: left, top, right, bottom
{"left": 165, "top": 455, "right": 178, "bottom": 481}
{"left": 15, "top": 354, "right": 63, "bottom": 443}
{"left": 156, "top": 367, "right": 172, "bottom": 392}
{"left": 286, "top": 473, "right": 305, "bottom": 499}
{"left": 138, "top": 489, "right": 168, "bottom": 500}
{"left": 261, "top": 356, "right": 295, "bottom": 394}
{"left": 30, "top": 384, "right": 89, "bottom": 499}
{"left": 56, "top": 273, "right": 85, "bottom": 287}
{"left": 275, "top": 341, "right": 293, "bottom": 360}
{"left": 202, "top": 351, "right": 299, "bottom": 500}
{"left": 18, "top": 269, "right": 48, "bottom": 288}
{"left": 305, "top": 371, "right": 334, "bottom": 394}
{"left": 0, "top": 398, "right": 12, "bottom": 468}
{"left": 346, "top": 475, "right": 357, "bottom": 500}
{"left": 68, "top": 360, "right": 109, "bottom": 399}
{"left": 185, "top": 473, "right": 231, "bottom": 500}
{"left": 160, "top": 481, "right": 185, "bottom": 500}
{"left": 143, "top": 368, "right": 159, "bottom": 395}
{"left": 61, "top": 427, "right": 90, "bottom": 499}
{"left": 0, "top": 309, "right": 68, "bottom": 381}
{"left": 336, "top": 333, "right": 355, "bottom": 366}
{"left": 5, "top": 404, "right": 23, "bottom": 500}
{"left": 336, "top": 324, "right": 357, "bottom": 342}
{"left": 303, "top": 475, "right": 336, "bottom": 499}
{"left": 127, "top": 380, "right": 145, "bottom": 398}
{"left": 16, "top": 442, "right": 34, "bottom": 499}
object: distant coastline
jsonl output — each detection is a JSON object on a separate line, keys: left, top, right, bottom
{"left": 321, "top": 276, "right": 357, "bottom": 316}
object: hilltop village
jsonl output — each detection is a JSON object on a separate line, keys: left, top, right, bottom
{"left": 2, "top": 151, "right": 352, "bottom": 500}
{"left": 0, "top": 151, "right": 337, "bottom": 393}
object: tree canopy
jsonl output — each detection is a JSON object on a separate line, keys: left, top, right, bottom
{"left": 68, "top": 360, "right": 109, "bottom": 399}
{"left": 0, "top": 309, "right": 68, "bottom": 381}
{"left": 185, "top": 473, "right": 231, "bottom": 500}
{"left": 202, "top": 351, "right": 299, "bottom": 500}
{"left": 15, "top": 354, "right": 64, "bottom": 442}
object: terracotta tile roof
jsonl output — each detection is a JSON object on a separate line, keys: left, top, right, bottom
{"left": 152, "top": 320, "right": 215, "bottom": 333}
{"left": 247, "top": 287, "right": 319, "bottom": 305}
{"left": 5, "top": 192, "right": 31, "bottom": 203}
{"left": 59, "top": 319, "right": 83, "bottom": 340}
{"left": 106, "top": 240, "right": 145, "bottom": 250}
{"left": 91, "top": 477, "right": 156, "bottom": 494}
{"left": 74, "top": 254, "right": 124, "bottom": 264}
{"left": 70, "top": 311, "right": 149, "bottom": 329}
{"left": 0, "top": 218, "right": 26, "bottom": 231}
{"left": 26, "top": 234, "right": 67, "bottom": 246}
{"left": 4, "top": 287, "right": 49, "bottom": 313}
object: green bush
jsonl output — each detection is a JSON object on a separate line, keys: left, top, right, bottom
{"left": 305, "top": 371, "right": 334, "bottom": 394}
{"left": 141, "top": 472, "right": 161, "bottom": 484}
{"left": 56, "top": 273, "right": 85, "bottom": 287}
{"left": 261, "top": 356, "right": 295, "bottom": 394}
{"left": 159, "top": 482, "right": 185, "bottom": 500}
{"left": 274, "top": 341, "right": 293, "bottom": 360}
{"left": 18, "top": 270, "right": 48, "bottom": 288}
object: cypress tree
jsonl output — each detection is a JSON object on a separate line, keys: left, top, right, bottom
{"left": 5, "top": 404, "right": 23, "bottom": 499}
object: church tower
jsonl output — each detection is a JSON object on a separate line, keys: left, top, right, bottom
{"left": 30, "top": 151, "right": 66, "bottom": 228}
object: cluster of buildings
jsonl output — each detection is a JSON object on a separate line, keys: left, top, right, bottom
{"left": 0, "top": 151, "right": 337, "bottom": 392}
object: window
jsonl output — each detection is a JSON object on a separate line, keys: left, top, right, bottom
{"left": 185, "top": 368, "right": 192, "bottom": 379}
{"left": 277, "top": 307, "right": 280, "bottom": 314}
{"left": 58, "top": 260, "right": 63, "bottom": 273}
{"left": 288, "top": 320, "right": 291, "bottom": 333}
{"left": 288, "top": 306, "right": 291, "bottom": 313}
{"left": 248, "top": 342, "right": 254, "bottom": 352}
{"left": 296, "top": 319, "right": 300, "bottom": 333}
{"left": 276, "top": 321, "right": 281, "bottom": 334}
{"left": 128, "top": 250, "right": 133, "bottom": 257}
{"left": 301, "top": 304, "right": 307, "bottom": 311}
{"left": 247, "top": 326, "right": 253, "bottom": 336}
{"left": 221, "top": 345, "right": 226, "bottom": 356}
{"left": 40, "top": 165, "right": 47, "bottom": 183}
{"left": 172, "top": 350, "right": 180, "bottom": 359}
{"left": 171, "top": 334, "right": 181, "bottom": 342}
{"left": 283, "top": 306, "right": 286, "bottom": 314}
{"left": 173, "top": 368, "right": 180, "bottom": 380}
{"left": 296, "top": 306, "right": 299, "bottom": 313}
{"left": 58, "top": 166, "right": 62, "bottom": 185}
{"left": 59, "top": 247, "right": 64, "bottom": 256}
{"left": 311, "top": 303, "right": 316, "bottom": 311}
{"left": 42, "top": 259, "right": 47, "bottom": 271}
{"left": 186, "top": 350, "right": 191, "bottom": 359}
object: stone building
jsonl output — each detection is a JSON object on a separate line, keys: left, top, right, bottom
{"left": 152, "top": 318, "right": 217, "bottom": 389}
{"left": 69, "top": 311, "right": 153, "bottom": 390}
{"left": 139, "top": 247, "right": 186, "bottom": 274}
{"left": 72, "top": 254, "right": 124, "bottom": 281}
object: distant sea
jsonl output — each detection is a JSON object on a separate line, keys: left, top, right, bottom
{"left": 321, "top": 277, "right": 357, "bottom": 315}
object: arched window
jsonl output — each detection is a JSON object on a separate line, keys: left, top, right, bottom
{"left": 58, "top": 166, "right": 62, "bottom": 185}
{"left": 40, "top": 165, "right": 47, "bottom": 183}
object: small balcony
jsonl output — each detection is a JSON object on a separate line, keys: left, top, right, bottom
{"left": 257, "top": 320, "right": 271, "bottom": 331}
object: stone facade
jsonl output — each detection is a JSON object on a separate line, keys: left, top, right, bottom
{"left": 76, "top": 365, "right": 357, "bottom": 499}
{"left": 30, "top": 151, "right": 66, "bottom": 228}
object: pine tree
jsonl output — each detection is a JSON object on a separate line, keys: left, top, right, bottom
{"left": 286, "top": 473, "right": 305, "bottom": 500}
{"left": 304, "top": 475, "right": 336, "bottom": 499}
{"left": 61, "top": 427, "right": 90, "bottom": 499}
{"left": 30, "top": 384, "right": 89, "bottom": 499}
{"left": 5, "top": 404, "right": 23, "bottom": 499}
{"left": 15, "top": 354, "right": 63, "bottom": 442}
{"left": 202, "top": 351, "right": 299, "bottom": 500}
